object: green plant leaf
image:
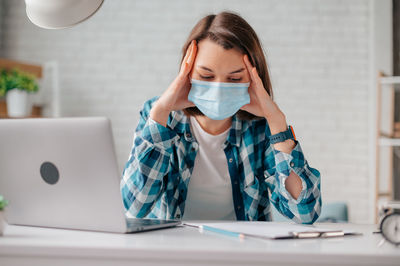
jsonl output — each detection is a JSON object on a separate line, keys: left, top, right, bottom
{"left": 0, "top": 67, "right": 39, "bottom": 94}
{"left": 0, "top": 194, "right": 8, "bottom": 210}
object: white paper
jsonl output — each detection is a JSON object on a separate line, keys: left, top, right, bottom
{"left": 185, "top": 221, "right": 346, "bottom": 238}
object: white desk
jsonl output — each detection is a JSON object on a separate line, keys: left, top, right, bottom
{"left": 0, "top": 222, "right": 398, "bottom": 266}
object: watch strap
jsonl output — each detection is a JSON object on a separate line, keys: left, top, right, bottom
{"left": 269, "top": 125, "right": 296, "bottom": 144}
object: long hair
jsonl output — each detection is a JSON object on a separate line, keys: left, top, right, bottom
{"left": 181, "top": 11, "right": 273, "bottom": 120}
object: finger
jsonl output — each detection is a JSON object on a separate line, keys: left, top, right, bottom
{"left": 244, "top": 55, "right": 263, "bottom": 88}
{"left": 245, "top": 58, "right": 259, "bottom": 84}
{"left": 243, "top": 54, "right": 254, "bottom": 79}
{"left": 187, "top": 43, "right": 197, "bottom": 76}
{"left": 183, "top": 41, "right": 194, "bottom": 63}
{"left": 187, "top": 40, "right": 197, "bottom": 66}
{"left": 181, "top": 41, "right": 196, "bottom": 74}
{"left": 182, "top": 41, "right": 197, "bottom": 76}
{"left": 180, "top": 41, "right": 194, "bottom": 73}
{"left": 251, "top": 67, "right": 263, "bottom": 87}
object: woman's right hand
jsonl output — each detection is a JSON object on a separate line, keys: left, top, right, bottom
{"left": 150, "top": 40, "right": 198, "bottom": 127}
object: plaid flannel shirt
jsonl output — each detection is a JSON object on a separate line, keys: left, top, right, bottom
{"left": 121, "top": 96, "right": 321, "bottom": 224}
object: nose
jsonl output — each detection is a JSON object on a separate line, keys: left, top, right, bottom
{"left": 214, "top": 77, "right": 224, "bottom": 83}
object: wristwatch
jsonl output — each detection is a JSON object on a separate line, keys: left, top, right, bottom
{"left": 269, "top": 125, "right": 296, "bottom": 144}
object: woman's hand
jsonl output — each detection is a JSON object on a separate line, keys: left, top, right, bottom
{"left": 240, "top": 54, "right": 288, "bottom": 134}
{"left": 240, "top": 55, "right": 281, "bottom": 120}
{"left": 150, "top": 40, "right": 197, "bottom": 127}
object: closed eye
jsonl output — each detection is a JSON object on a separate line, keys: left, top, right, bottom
{"left": 199, "top": 75, "right": 243, "bottom": 82}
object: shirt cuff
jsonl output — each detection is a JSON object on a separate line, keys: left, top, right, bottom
{"left": 273, "top": 141, "right": 308, "bottom": 203}
{"left": 140, "top": 117, "right": 179, "bottom": 155}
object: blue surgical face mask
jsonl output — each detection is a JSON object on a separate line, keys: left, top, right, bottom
{"left": 188, "top": 78, "right": 250, "bottom": 120}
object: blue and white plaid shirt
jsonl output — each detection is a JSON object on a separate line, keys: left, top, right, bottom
{"left": 121, "top": 96, "right": 321, "bottom": 224}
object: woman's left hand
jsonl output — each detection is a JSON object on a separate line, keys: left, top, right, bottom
{"left": 240, "top": 54, "right": 283, "bottom": 121}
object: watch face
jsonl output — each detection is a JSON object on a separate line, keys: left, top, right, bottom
{"left": 381, "top": 213, "right": 400, "bottom": 245}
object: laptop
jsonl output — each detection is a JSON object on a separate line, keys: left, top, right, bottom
{"left": 0, "top": 117, "right": 181, "bottom": 233}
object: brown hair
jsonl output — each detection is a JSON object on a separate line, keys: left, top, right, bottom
{"left": 181, "top": 11, "right": 273, "bottom": 120}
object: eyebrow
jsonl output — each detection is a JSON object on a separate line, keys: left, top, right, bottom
{"left": 199, "top": 65, "right": 245, "bottom": 74}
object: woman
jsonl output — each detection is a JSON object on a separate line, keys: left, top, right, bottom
{"left": 121, "top": 11, "right": 321, "bottom": 224}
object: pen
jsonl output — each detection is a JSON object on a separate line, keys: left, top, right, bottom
{"left": 199, "top": 225, "right": 245, "bottom": 239}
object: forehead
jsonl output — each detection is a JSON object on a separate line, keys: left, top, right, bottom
{"left": 194, "top": 38, "right": 244, "bottom": 71}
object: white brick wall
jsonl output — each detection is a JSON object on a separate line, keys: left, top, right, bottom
{"left": 1, "top": 0, "right": 372, "bottom": 223}
{"left": 0, "top": 1, "right": 3, "bottom": 55}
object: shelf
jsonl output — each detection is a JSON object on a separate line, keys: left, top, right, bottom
{"left": 0, "top": 100, "right": 43, "bottom": 118}
{"left": 375, "top": 72, "right": 399, "bottom": 223}
{"left": 0, "top": 58, "right": 42, "bottom": 78}
{"left": 379, "top": 76, "right": 400, "bottom": 85}
{"left": 378, "top": 136, "right": 400, "bottom": 147}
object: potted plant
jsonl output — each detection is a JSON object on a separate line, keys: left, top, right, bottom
{"left": 0, "top": 68, "right": 39, "bottom": 117}
{"left": 0, "top": 194, "right": 8, "bottom": 236}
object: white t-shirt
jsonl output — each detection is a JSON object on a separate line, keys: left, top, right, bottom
{"left": 182, "top": 116, "right": 236, "bottom": 220}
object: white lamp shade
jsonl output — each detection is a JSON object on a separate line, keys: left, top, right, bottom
{"left": 25, "top": 0, "right": 104, "bottom": 29}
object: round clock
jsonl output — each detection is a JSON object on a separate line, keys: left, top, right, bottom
{"left": 379, "top": 204, "right": 400, "bottom": 245}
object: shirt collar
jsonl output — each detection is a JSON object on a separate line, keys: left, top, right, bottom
{"left": 167, "top": 111, "right": 249, "bottom": 147}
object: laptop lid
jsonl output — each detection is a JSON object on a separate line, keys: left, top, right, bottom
{"left": 0, "top": 117, "right": 128, "bottom": 233}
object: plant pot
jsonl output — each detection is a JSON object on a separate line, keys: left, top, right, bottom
{"left": 0, "top": 210, "right": 6, "bottom": 236}
{"left": 6, "top": 88, "right": 31, "bottom": 117}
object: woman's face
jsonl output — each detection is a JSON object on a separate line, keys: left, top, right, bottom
{"left": 190, "top": 38, "right": 250, "bottom": 83}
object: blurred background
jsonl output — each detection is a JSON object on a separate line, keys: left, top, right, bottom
{"left": 0, "top": 0, "right": 398, "bottom": 224}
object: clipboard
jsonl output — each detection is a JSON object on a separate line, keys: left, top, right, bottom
{"left": 184, "top": 222, "right": 362, "bottom": 240}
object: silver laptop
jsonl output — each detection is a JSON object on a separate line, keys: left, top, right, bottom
{"left": 0, "top": 117, "right": 181, "bottom": 233}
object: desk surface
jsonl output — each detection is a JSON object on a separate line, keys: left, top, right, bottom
{"left": 0, "top": 222, "right": 399, "bottom": 266}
